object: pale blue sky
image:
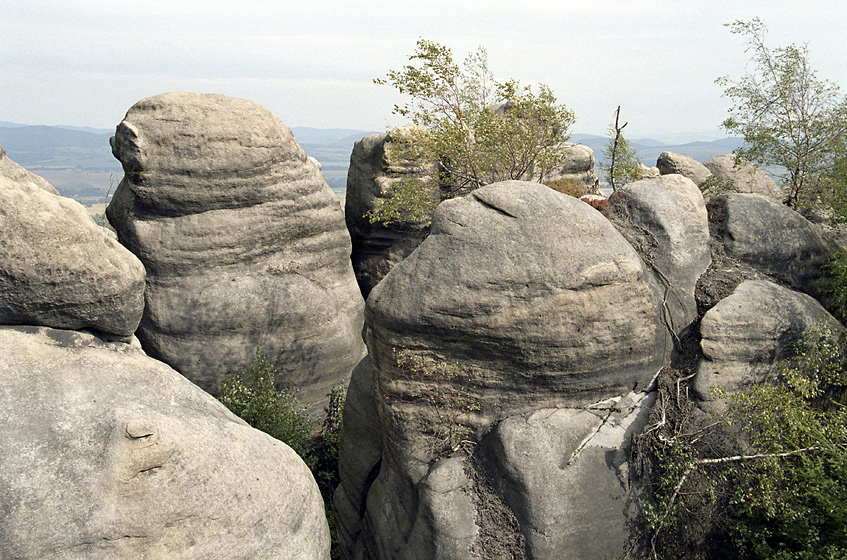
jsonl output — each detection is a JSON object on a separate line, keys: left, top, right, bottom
{"left": 1, "top": 0, "right": 845, "bottom": 141}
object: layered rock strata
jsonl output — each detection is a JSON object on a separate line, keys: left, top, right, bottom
{"left": 107, "top": 93, "right": 365, "bottom": 403}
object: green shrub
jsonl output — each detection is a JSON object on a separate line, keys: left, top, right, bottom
{"left": 826, "top": 250, "right": 847, "bottom": 323}
{"left": 217, "top": 348, "right": 316, "bottom": 468}
{"left": 645, "top": 325, "right": 847, "bottom": 559}
{"left": 698, "top": 174, "right": 737, "bottom": 198}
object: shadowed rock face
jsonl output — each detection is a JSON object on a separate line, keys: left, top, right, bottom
{"left": 107, "top": 93, "right": 365, "bottom": 405}
{"left": 720, "top": 193, "right": 838, "bottom": 305}
{"left": 337, "top": 181, "right": 670, "bottom": 559}
{"left": 0, "top": 326, "right": 329, "bottom": 560}
{"left": 344, "top": 129, "right": 437, "bottom": 298}
{"left": 0, "top": 162, "right": 145, "bottom": 338}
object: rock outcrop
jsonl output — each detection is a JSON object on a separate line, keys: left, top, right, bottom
{"left": 0, "top": 166, "right": 145, "bottom": 338}
{"left": 107, "top": 93, "right": 365, "bottom": 405}
{"left": 703, "top": 154, "right": 784, "bottom": 200}
{"left": 617, "top": 174, "right": 711, "bottom": 335}
{"left": 344, "top": 128, "right": 438, "bottom": 297}
{"left": 541, "top": 143, "right": 600, "bottom": 194}
{"left": 657, "top": 151, "right": 712, "bottom": 185}
{"left": 718, "top": 193, "right": 838, "bottom": 305}
{"left": 0, "top": 325, "right": 330, "bottom": 559}
{"left": 337, "top": 181, "right": 669, "bottom": 559}
{"left": 694, "top": 280, "right": 844, "bottom": 403}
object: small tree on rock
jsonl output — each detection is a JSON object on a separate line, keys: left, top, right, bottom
{"left": 717, "top": 18, "right": 847, "bottom": 209}
{"left": 602, "top": 105, "right": 643, "bottom": 191}
{"left": 370, "top": 39, "right": 576, "bottom": 224}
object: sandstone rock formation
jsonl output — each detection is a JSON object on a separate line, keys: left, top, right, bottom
{"left": 617, "top": 174, "right": 711, "bottom": 335}
{"left": 540, "top": 142, "right": 600, "bottom": 194}
{"left": 0, "top": 325, "right": 329, "bottom": 559}
{"left": 0, "top": 167, "right": 145, "bottom": 338}
{"left": 718, "top": 193, "right": 838, "bottom": 305}
{"left": 0, "top": 142, "right": 58, "bottom": 194}
{"left": 344, "top": 128, "right": 438, "bottom": 297}
{"left": 337, "top": 181, "right": 670, "bottom": 559}
{"left": 107, "top": 93, "right": 365, "bottom": 405}
{"left": 639, "top": 162, "right": 661, "bottom": 179}
{"left": 694, "top": 280, "right": 844, "bottom": 404}
{"left": 657, "top": 151, "right": 712, "bottom": 185}
{"left": 703, "top": 154, "right": 784, "bottom": 200}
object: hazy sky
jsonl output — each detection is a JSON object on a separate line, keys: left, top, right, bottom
{"left": 2, "top": 0, "right": 845, "bottom": 141}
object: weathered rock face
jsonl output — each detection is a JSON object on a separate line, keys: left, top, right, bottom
{"left": 657, "top": 151, "right": 712, "bottom": 185}
{"left": 0, "top": 143, "right": 58, "bottom": 194}
{"left": 344, "top": 128, "right": 438, "bottom": 297}
{"left": 541, "top": 143, "right": 600, "bottom": 194}
{"left": 618, "top": 174, "right": 711, "bottom": 335}
{"left": 718, "top": 193, "right": 838, "bottom": 304}
{"left": 485, "top": 394, "right": 654, "bottom": 559}
{"left": 0, "top": 325, "right": 329, "bottom": 560}
{"left": 107, "top": 93, "right": 365, "bottom": 404}
{"left": 0, "top": 170, "right": 145, "bottom": 338}
{"left": 338, "top": 181, "right": 669, "bottom": 558}
{"left": 703, "top": 154, "right": 784, "bottom": 200}
{"left": 694, "top": 280, "right": 844, "bottom": 404}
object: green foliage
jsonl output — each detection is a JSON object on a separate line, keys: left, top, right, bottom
{"left": 646, "top": 325, "right": 847, "bottom": 559}
{"left": 827, "top": 250, "right": 847, "bottom": 323}
{"left": 544, "top": 178, "right": 585, "bottom": 197}
{"left": 717, "top": 18, "right": 847, "bottom": 209}
{"left": 218, "top": 350, "right": 348, "bottom": 559}
{"left": 602, "top": 106, "right": 643, "bottom": 190}
{"left": 217, "top": 348, "right": 316, "bottom": 468}
{"left": 394, "top": 349, "right": 480, "bottom": 456}
{"left": 698, "top": 174, "right": 737, "bottom": 198}
{"left": 370, "top": 39, "right": 576, "bottom": 224}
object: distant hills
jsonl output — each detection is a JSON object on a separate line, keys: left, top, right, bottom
{"left": 0, "top": 121, "right": 744, "bottom": 205}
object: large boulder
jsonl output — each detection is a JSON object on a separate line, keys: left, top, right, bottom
{"left": 339, "top": 181, "right": 670, "bottom": 558}
{"left": 0, "top": 167, "right": 145, "bottom": 338}
{"left": 107, "top": 93, "right": 365, "bottom": 405}
{"left": 344, "top": 127, "right": 438, "bottom": 297}
{"left": 657, "top": 151, "right": 712, "bottom": 185}
{"left": 0, "top": 143, "right": 58, "bottom": 194}
{"left": 0, "top": 325, "right": 329, "bottom": 559}
{"left": 694, "top": 280, "right": 844, "bottom": 403}
{"left": 717, "top": 193, "right": 838, "bottom": 304}
{"left": 540, "top": 143, "right": 600, "bottom": 194}
{"left": 617, "top": 174, "right": 711, "bottom": 335}
{"left": 703, "top": 154, "right": 784, "bottom": 200}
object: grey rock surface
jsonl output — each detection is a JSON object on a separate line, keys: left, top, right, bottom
{"left": 344, "top": 128, "right": 437, "bottom": 297}
{"left": 0, "top": 170, "right": 145, "bottom": 337}
{"left": 0, "top": 143, "right": 58, "bottom": 194}
{"left": 657, "top": 151, "right": 712, "bottom": 185}
{"left": 340, "top": 181, "right": 669, "bottom": 558}
{"left": 618, "top": 174, "right": 711, "bottom": 335}
{"left": 541, "top": 143, "right": 600, "bottom": 194}
{"left": 703, "top": 154, "right": 784, "bottom": 200}
{"left": 694, "top": 280, "right": 844, "bottom": 403}
{"left": 719, "top": 193, "right": 838, "bottom": 304}
{"left": 0, "top": 325, "right": 329, "bottom": 560}
{"left": 107, "top": 93, "right": 365, "bottom": 405}
{"left": 639, "top": 162, "right": 661, "bottom": 180}
{"left": 487, "top": 393, "right": 654, "bottom": 559}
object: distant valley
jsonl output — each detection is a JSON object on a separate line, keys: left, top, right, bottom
{"left": 0, "top": 121, "right": 743, "bottom": 206}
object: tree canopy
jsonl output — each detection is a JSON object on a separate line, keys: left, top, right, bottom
{"left": 717, "top": 18, "right": 847, "bottom": 209}
{"left": 370, "top": 39, "right": 576, "bottom": 224}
